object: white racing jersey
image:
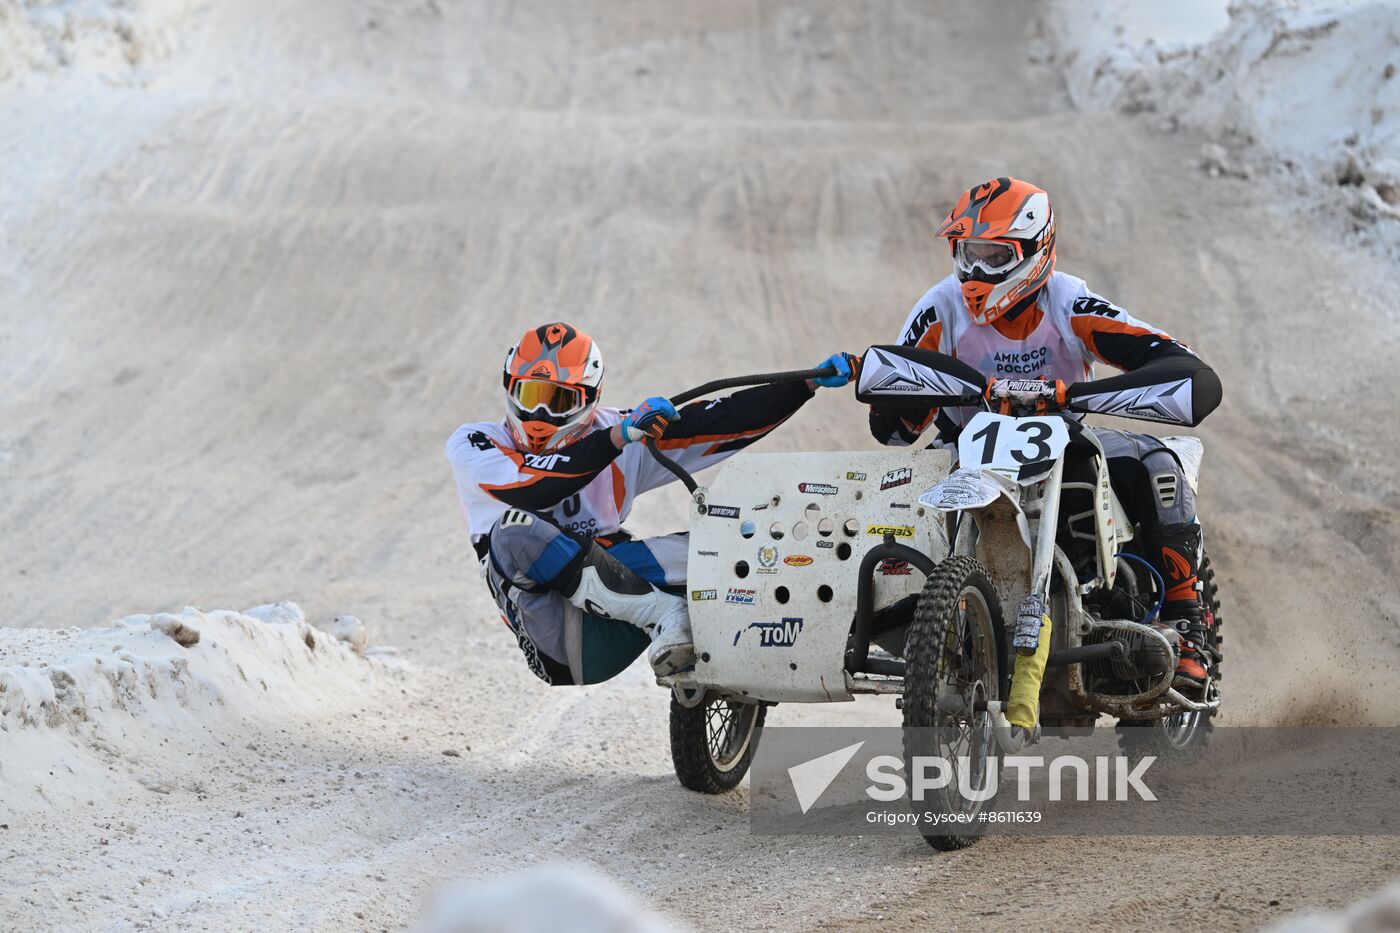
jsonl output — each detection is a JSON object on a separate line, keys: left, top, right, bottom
{"left": 873, "top": 271, "right": 1219, "bottom": 444}
{"left": 449, "top": 382, "right": 817, "bottom": 552}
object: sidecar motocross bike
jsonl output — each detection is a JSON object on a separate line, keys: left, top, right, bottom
{"left": 651, "top": 346, "right": 1223, "bottom": 850}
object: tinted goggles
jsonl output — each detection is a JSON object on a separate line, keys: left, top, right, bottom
{"left": 510, "top": 379, "right": 586, "bottom": 419}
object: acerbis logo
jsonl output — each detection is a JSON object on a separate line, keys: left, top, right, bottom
{"left": 866, "top": 524, "right": 914, "bottom": 538}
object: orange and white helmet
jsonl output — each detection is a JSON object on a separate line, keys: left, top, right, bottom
{"left": 502, "top": 322, "right": 604, "bottom": 454}
{"left": 936, "top": 177, "right": 1056, "bottom": 326}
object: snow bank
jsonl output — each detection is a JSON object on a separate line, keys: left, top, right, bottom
{"left": 0, "top": 603, "right": 397, "bottom": 815}
{"left": 0, "top": 0, "right": 197, "bottom": 82}
{"left": 1043, "top": 0, "right": 1400, "bottom": 214}
{"left": 418, "top": 864, "right": 684, "bottom": 933}
{"left": 1264, "top": 881, "right": 1400, "bottom": 931}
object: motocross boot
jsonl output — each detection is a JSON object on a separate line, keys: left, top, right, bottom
{"left": 561, "top": 542, "right": 695, "bottom": 676}
{"left": 1144, "top": 521, "right": 1211, "bottom": 692}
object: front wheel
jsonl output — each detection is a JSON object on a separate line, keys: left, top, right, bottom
{"left": 902, "top": 556, "right": 1008, "bottom": 851}
{"left": 670, "top": 692, "right": 766, "bottom": 794}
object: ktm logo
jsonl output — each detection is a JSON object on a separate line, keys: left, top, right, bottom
{"left": 1161, "top": 547, "right": 1192, "bottom": 582}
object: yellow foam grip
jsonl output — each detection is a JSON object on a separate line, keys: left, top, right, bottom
{"left": 1006, "top": 615, "right": 1051, "bottom": 731}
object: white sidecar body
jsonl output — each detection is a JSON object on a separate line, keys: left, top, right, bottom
{"left": 672, "top": 449, "right": 952, "bottom": 703}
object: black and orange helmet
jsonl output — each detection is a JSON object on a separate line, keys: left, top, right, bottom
{"left": 936, "top": 177, "right": 1056, "bottom": 325}
{"left": 502, "top": 322, "right": 604, "bottom": 454}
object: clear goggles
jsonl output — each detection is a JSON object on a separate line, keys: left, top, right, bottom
{"left": 953, "top": 238, "right": 1023, "bottom": 278}
{"left": 510, "top": 379, "right": 586, "bottom": 420}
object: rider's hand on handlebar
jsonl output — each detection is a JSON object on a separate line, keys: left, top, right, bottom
{"left": 809, "top": 351, "right": 859, "bottom": 389}
{"left": 985, "top": 377, "right": 1067, "bottom": 415}
{"left": 618, "top": 396, "right": 678, "bottom": 444}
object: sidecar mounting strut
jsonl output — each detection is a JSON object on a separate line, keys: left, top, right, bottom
{"left": 848, "top": 536, "right": 937, "bottom": 675}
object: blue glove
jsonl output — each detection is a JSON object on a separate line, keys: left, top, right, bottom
{"left": 811, "top": 352, "right": 857, "bottom": 388}
{"left": 620, "top": 396, "right": 678, "bottom": 442}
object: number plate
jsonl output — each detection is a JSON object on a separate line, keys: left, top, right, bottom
{"left": 957, "top": 412, "right": 1071, "bottom": 479}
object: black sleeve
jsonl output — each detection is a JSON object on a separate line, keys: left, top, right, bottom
{"left": 482, "top": 428, "right": 623, "bottom": 510}
{"left": 1067, "top": 347, "right": 1223, "bottom": 427}
{"left": 659, "top": 380, "right": 816, "bottom": 455}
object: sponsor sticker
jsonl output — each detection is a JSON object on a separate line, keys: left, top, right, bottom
{"left": 697, "top": 549, "right": 719, "bottom": 557}
{"left": 798, "top": 482, "right": 838, "bottom": 495}
{"left": 725, "top": 588, "right": 757, "bottom": 605}
{"left": 845, "top": 472, "right": 867, "bottom": 481}
{"left": 733, "top": 617, "right": 804, "bottom": 648}
{"left": 866, "top": 524, "right": 915, "bottom": 538}
{"left": 784, "top": 555, "right": 814, "bottom": 567}
{"left": 889, "top": 502, "right": 911, "bottom": 509}
{"left": 691, "top": 589, "right": 718, "bottom": 601}
{"left": 757, "top": 545, "right": 780, "bottom": 574}
{"left": 880, "top": 467, "right": 913, "bottom": 490}
{"left": 878, "top": 558, "right": 912, "bottom": 576}
{"left": 706, "top": 504, "right": 740, "bottom": 519}
{"left": 815, "top": 540, "right": 834, "bottom": 549}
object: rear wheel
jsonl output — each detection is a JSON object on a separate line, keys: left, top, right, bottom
{"left": 670, "top": 692, "right": 766, "bottom": 794}
{"left": 902, "top": 556, "right": 1007, "bottom": 851}
{"left": 1117, "top": 551, "right": 1222, "bottom": 757}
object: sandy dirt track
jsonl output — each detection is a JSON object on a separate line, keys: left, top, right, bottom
{"left": 3, "top": 1, "right": 1399, "bottom": 930}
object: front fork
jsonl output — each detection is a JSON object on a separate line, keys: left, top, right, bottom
{"left": 1000, "top": 457, "right": 1066, "bottom": 745}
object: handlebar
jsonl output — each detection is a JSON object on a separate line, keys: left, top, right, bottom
{"left": 645, "top": 363, "right": 839, "bottom": 496}
{"left": 668, "top": 364, "right": 837, "bottom": 407}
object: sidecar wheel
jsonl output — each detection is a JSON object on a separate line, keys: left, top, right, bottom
{"left": 670, "top": 692, "right": 766, "bottom": 794}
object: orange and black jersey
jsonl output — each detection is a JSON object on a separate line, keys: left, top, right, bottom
{"left": 448, "top": 381, "right": 815, "bottom": 553}
{"left": 871, "top": 271, "right": 1221, "bottom": 445}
